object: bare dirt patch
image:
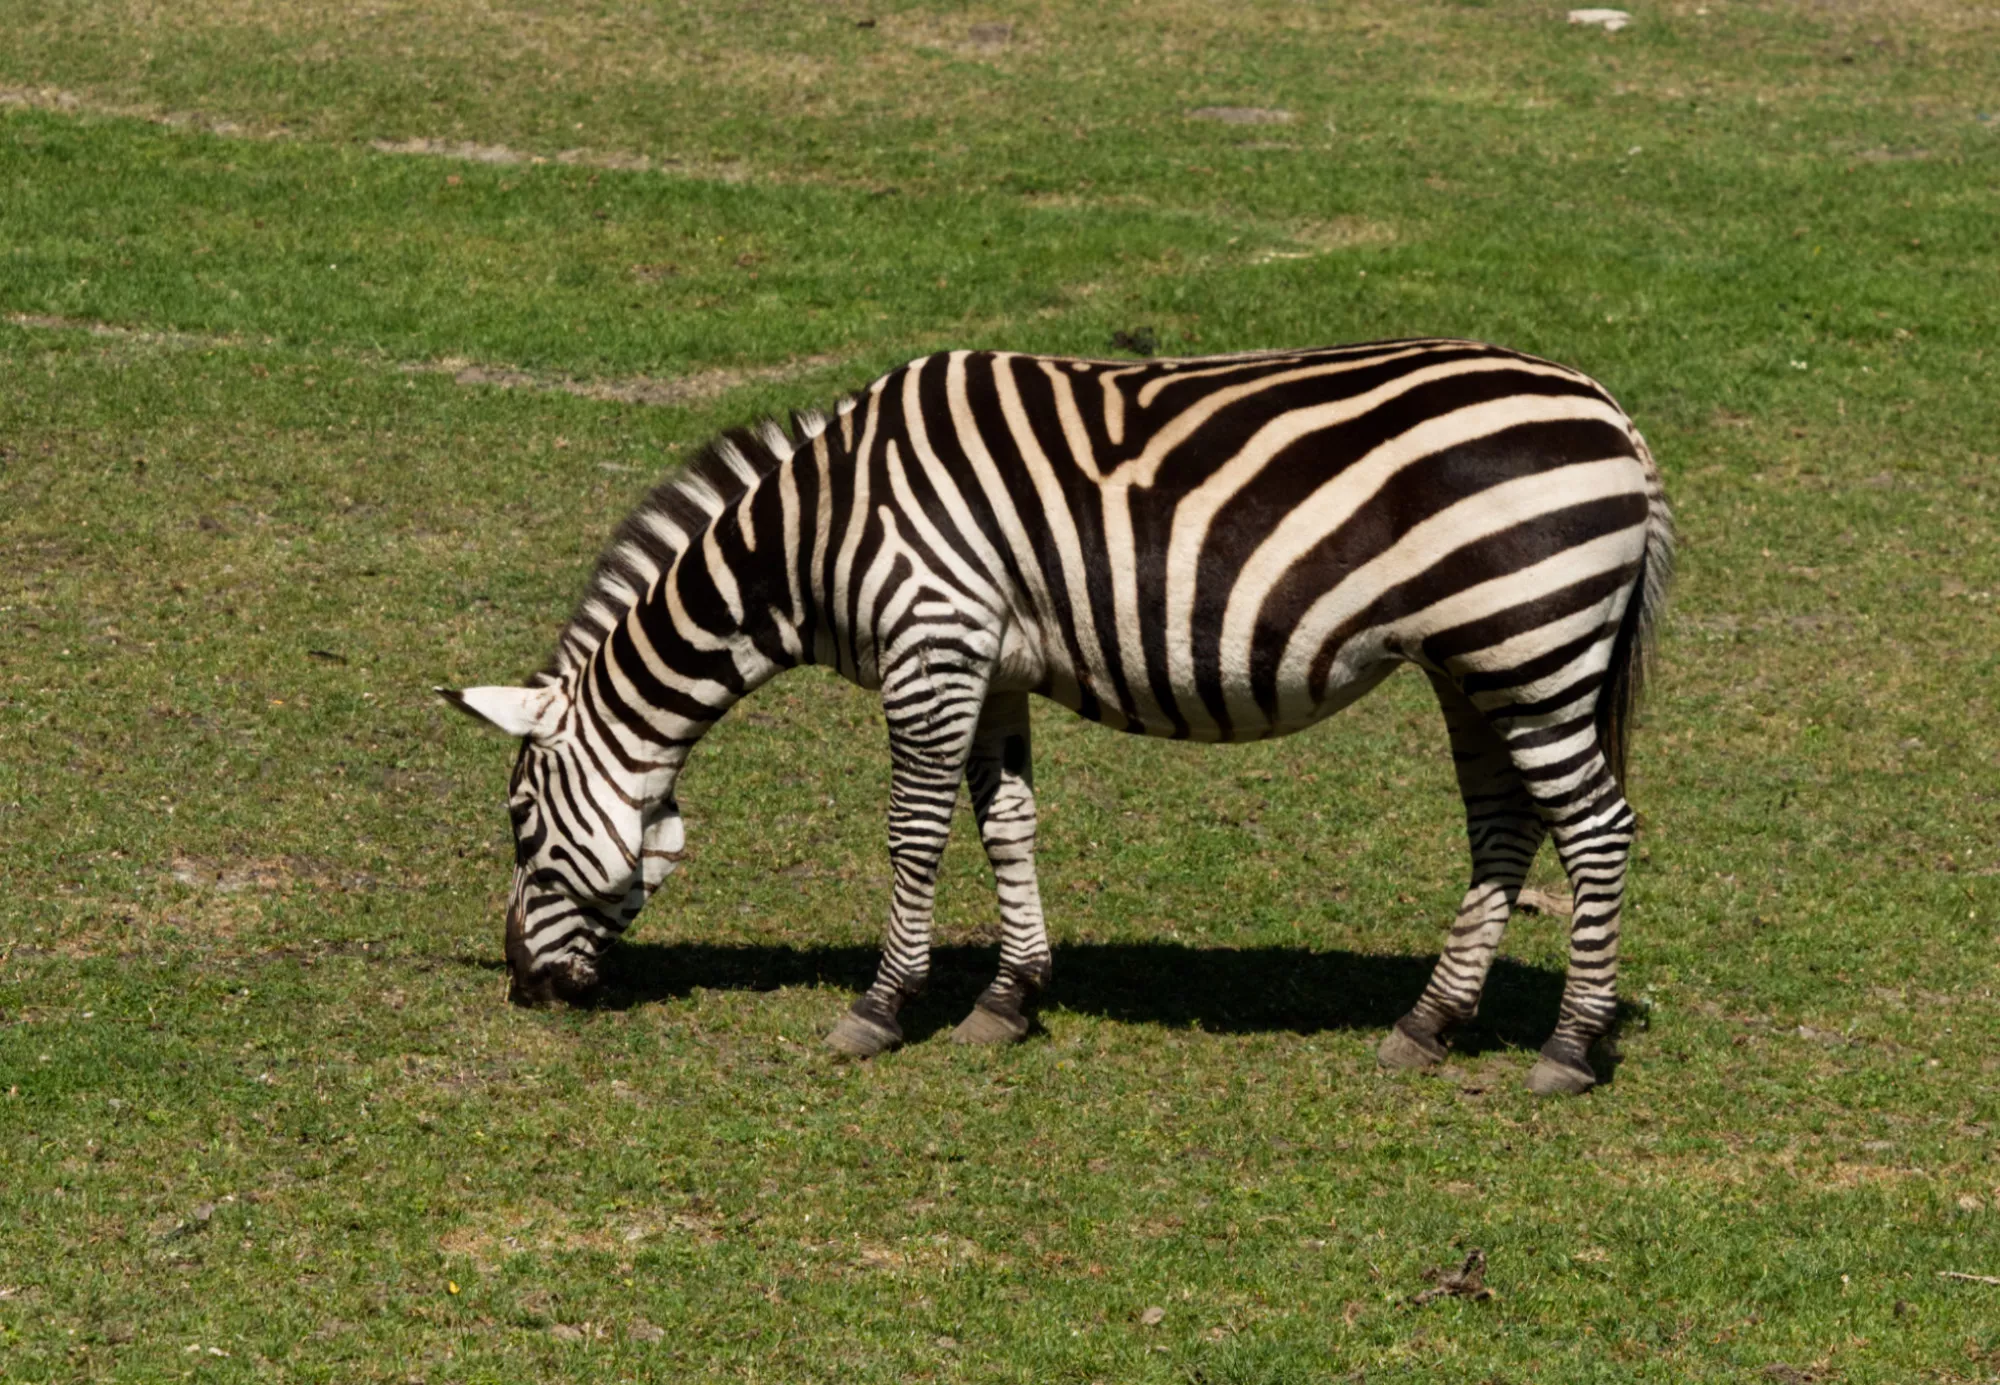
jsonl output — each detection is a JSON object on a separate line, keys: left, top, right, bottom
{"left": 1189, "top": 107, "right": 1295, "bottom": 125}
{"left": 966, "top": 22, "right": 1016, "bottom": 54}
{"left": 369, "top": 136, "right": 525, "bottom": 166}
{"left": 368, "top": 137, "right": 751, "bottom": 183}
{"left": 167, "top": 854, "right": 380, "bottom": 895}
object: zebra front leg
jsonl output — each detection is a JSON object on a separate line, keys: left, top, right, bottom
{"left": 825, "top": 643, "right": 994, "bottom": 1058}
{"left": 1380, "top": 675, "right": 1545, "bottom": 1070}
{"left": 952, "top": 691, "right": 1051, "bottom": 1046}
{"left": 1506, "top": 722, "right": 1635, "bottom": 1096}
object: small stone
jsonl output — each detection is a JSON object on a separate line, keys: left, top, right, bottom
{"left": 1139, "top": 1305, "right": 1166, "bottom": 1327}
{"left": 549, "top": 1323, "right": 585, "bottom": 1342}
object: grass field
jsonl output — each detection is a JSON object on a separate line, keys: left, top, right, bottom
{"left": 3, "top": 1, "right": 1999, "bottom": 1379}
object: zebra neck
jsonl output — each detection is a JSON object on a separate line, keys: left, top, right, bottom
{"left": 595, "top": 480, "right": 806, "bottom": 755}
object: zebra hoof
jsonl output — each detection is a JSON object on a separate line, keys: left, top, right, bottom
{"left": 951, "top": 1004, "right": 1029, "bottom": 1046}
{"left": 1524, "top": 1056, "right": 1597, "bottom": 1096}
{"left": 826, "top": 1011, "right": 902, "bottom": 1058}
{"left": 1376, "top": 1024, "right": 1447, "bottom": 1071}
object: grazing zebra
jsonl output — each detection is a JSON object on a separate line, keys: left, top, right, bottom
{"left": 442, "top": 338, "right": 1671, "bottom": 1095}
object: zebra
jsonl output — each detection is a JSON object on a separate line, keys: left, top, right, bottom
{"left": 440, "top": 338, "right": 1672, "bottom": 1095}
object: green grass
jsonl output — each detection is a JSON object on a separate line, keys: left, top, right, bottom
{"left": 3, "top": 1, "right": 1999, "bottom": 1380}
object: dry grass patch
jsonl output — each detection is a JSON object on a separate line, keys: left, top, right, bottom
{"left": 5, "top": 310, "right": 262, "bottom": 356}
{"left": 878, "top": 14, "right": 1041, "bottom": 64}
{"left": 11, "top": 891, "right": 268, "bottom": 961}
{"left": 0, "top": 83, "right": 273, "bottom": 138}
{"left": 7, "top": 312, "right": 855, "bottom": 410}
{"left": 814, "top": 1234, "right": 995, "bottom": 1279}
{"left": 167, "top": 852, "right": 381, "bottom": 896}
{"left": 1792, "top": 0, "right": 2000, "bottom": 37}
{"left": 439, "top": 1203, "right": 698, "bottom": 1271}
{"left": 1021, "top": 190, "right": 1160, "bottom": 211}
{"left": 368, "top": 135, "right": 757, "bottom": 183}
{"left": 1262, "top": 216, "right": 1399, "bottom": 261}
{"left": 408, "top": 351, "right": 855, "bottom": 410}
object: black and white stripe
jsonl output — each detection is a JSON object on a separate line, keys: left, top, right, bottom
{"left": 443, "top": 338, "right": 1671, "bottom": 1093}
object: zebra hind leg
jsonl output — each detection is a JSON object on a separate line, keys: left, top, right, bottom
{"left": 825, "top": 639, "right": 996, "bottom": 1058}
{"left": 952, "top": 691, "right": 1052, "bottom": 1046}
{"left": 1502, "top": 717, "right": 1636, "bottom": 1096}
{"left": 1380, "top": 675, "right": 1545, "bottom": 1072}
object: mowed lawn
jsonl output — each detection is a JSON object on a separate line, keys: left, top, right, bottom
{"left": 2, "top": 1, "right": 1998, "bottom": 1379}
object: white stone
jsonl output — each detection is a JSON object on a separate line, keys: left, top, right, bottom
{"left": 1568, "top": 8, "right": 1632, "bottom": 30}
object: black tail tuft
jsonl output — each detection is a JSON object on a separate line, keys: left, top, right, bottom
{"left": 1596, "top": 547, "right": 1652, "bottom": 792}
{"left": 1596, "top": 423, "right": 1673, "bottom": 793}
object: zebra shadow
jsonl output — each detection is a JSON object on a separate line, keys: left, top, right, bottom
{"left": 585, "top": 940, "right": 1598, "bottom": 1060}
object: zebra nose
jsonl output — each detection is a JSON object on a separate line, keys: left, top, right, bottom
{"left": 508, "top": 965, "right": 557, "bottom": 1007}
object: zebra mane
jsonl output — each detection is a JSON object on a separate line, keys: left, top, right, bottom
{"left": 540, "top": 406, "right": 835, "bottom": 681}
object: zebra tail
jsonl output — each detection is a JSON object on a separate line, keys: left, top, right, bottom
{"left": 1597, "top": 426, "right": 1674, "bottom": 791}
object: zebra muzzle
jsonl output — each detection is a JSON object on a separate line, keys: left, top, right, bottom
{"left": 508, "top": 951, "right": 603, "bottom": 1007}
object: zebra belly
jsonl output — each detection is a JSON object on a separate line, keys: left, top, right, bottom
{"left": 999, "top": 622, "right": 1405, "bottom": 744}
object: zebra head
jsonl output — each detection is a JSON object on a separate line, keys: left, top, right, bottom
{"left": 438, "top": 682, "right": 685, "bottom": 1005}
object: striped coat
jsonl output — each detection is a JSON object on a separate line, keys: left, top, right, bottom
{"left": 445, "top": 339, "right": 1671, "bottom": 1094}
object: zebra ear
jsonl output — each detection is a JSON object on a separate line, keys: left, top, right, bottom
{"left": 435, "top": 684, "right": 560, "bottom": 738}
